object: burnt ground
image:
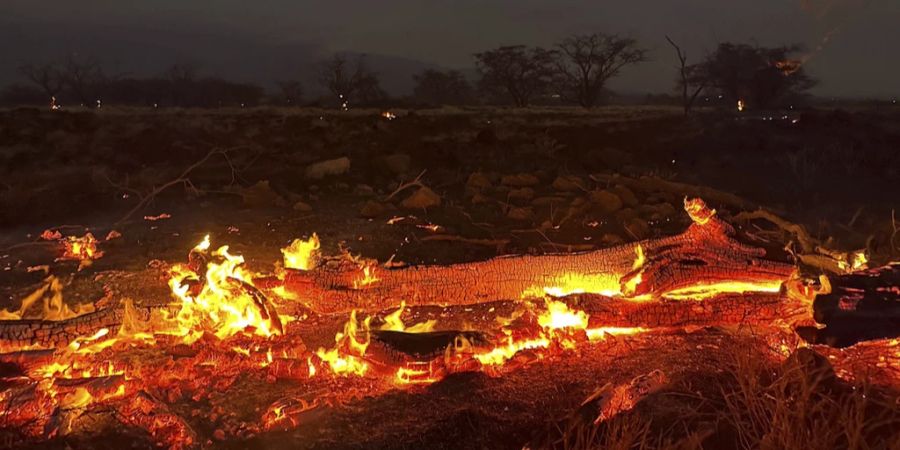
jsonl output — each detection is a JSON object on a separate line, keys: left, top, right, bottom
{"left": 0, "top": 106, "right": 899, "bottom": 449}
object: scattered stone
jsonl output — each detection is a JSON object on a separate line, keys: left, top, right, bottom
{"left": 305, "top": 156, "right": 350, "bottom": 180}
{"left": 507, "top": 207, "right": 534, "bottom": 221}
{"left": 360, "top": 200, "right": 389, "bottom": 218}
{"left": 381, "top": 153, "right": 411, "bottom": 174}
{"left": 241, "top": 180, "right": 286, "bottom": 208}
{"left": 552, "top": 175, "right": 585, "bottom": 192}
{"left": 508, "top": 187, "right": 535, "bottom": 203}
{"left": 401, "top": 187, "right": 441, "bottom": 209}
{"left": 614, "top": 208, "right": 639, "bottom": 222}
{"left": 354, "top": 184, "right": 376, "bottom": 197}
{"left": 589, "top": 190, "right": 623, "bottom": 214}
{"left": 623, "top": 217, "right": 650, "bottom": 239}
{"left": 638, "top": 202, "right": 677, "bottom": 220}
{"left": 611, "top": 184, "right": 639, "bottom": 207}
{"left": 570, "top": 196, "right": 588, "bottom": 207}
{"left": 466, "top": 172, "right": 492, "bottom": 195}
{"left": 292, "top": 201, "right": 313, "bottom": 212}
{"left": 471, "top": 193, "right": 491, "bottom": 205}
{"left": 601, "top": 233, "right": 625, "bottom": 246}
{"left": 501, "top": 173, "right": 540, "bottom": 187}
{"left": 532, "top": 196, "right": 566, "bottom": 207}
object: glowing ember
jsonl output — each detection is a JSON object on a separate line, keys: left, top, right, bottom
{"left": 530, "top": 273, "right": 622, "bottom": 298}
{"left": 662, "top": 280, "right": 783, "bottom": 300}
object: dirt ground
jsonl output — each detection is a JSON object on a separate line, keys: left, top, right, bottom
{"left": 1, "top": 106, "right": 899, "bottom": 449}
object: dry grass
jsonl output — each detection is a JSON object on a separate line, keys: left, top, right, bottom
{"left": 544, "top": 348, "right": 900, "bottom": 450}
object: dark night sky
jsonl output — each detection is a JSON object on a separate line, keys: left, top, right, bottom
{"left": 1, "top": 0, "right": 896, "bottom": 98}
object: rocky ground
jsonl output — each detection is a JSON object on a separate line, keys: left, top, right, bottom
{"left": 0, "top": 106, "right": 899, "bottom": 449}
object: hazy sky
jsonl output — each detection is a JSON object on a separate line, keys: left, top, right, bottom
{"left": 1, "top": 0, "right": 897, "bottom": 97}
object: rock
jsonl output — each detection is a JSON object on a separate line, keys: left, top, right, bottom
{"left": 611, "top": 184, "right": 639, "bottom": 207}
{"left": 360, "top": 200, "right": 388, "bottom": 218}
{"left": 532, "top": 196, "right": 566, "bottom": 207}
{"left": 570, "top": 196, "right": 588, "bottom": 207}
{"left": 401, "top": 187, "right": 441, "bottom": 209}
{"left": 552, "top": 175, "right": 585, "bottom": 192}
{"left": 354, "top": 184, "right": 376, "bottom": 197}
{"left": 382, "top": 153, "right": 411, "bottom": 174}
{"left": 292, "top": 201, "right": 313, "bottom": 212}
{"left": 501, "top": 173, "right": 540, "bottom": 187}
{"left": 601, "top": 233, "right": 625, "bottom": 245}
{"left": 507, "top": 207, "right": 534, "bottom": 221}
{"left": 466, "top": 172, "right": 493, "bottom": 194}
{"left": 637, "top": 202, "right": 677, "bottom": 220}
{"left": 305, "top": 156, "right": 351, "bottom": 180}
{"left": 242, "top": 181, "right": 286, "bottom": 208}
{"left": 622, "top": 217, "right": 650, "bottom": 239}
{"left": 471, "top": 193, "right": 491, "bottom": 205}
{"left": 589, "top": 190, "right": 623, "bottom": 214}
{"left": 508, "top": 187, "right": 535, "bottom": 203}
{"left": 614, "top": 208, "right": 639, "bottom": 222}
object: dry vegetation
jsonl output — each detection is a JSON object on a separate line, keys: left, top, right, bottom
{"left": 0, "top": 105, "right": 898, "bottom": 449}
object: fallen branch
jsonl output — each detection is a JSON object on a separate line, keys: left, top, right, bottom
{"left": 732, "top": 209, "right": 817, "bottom": 253}
{"left": 384, "top": 169, "right": 427, "bottom": 201}
{"left": 112, "top": 147, "right": 237, "bottom": 225}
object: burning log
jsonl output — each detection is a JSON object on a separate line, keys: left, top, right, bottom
{"left": 571, "top": 291, "right": 805, "bottom": 329}
{"left": 275, "top": 199, "right": 795, "bottom": 313}
{"left": 0, "top": 302, "right": 159, "bottom": 349}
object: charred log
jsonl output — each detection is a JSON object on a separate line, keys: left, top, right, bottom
{"left": 275, "top": 215, "right": 795, "bottom": 313}
{"left": 806, "top": 263, "right": 900, "bottom": 347}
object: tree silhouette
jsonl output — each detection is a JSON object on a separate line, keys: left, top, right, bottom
{"left": 276, "top": 80, "right": 304, "bottom": 106}
{"left": 474, "top": 45, "right": 555, "bottom": 107}
{"left": 412, "top": 69, "right": 473, "bottom": 106}
{"left": 62, "top": 55, "right": 105, "bottom": 105}
{"left": 18, "top": 63, "right": 65, "bottom": 102}
{"left": 316, "top": 54, "right": 385, "bottom": 108}
{"left": 665, "top": 36, "right": 706, "bottom": 115}
{"left": 688, "top": 43, "right": 816, "bottom": 109}
{"left": 553, "top": 33, "right": 646, "bottom": 107}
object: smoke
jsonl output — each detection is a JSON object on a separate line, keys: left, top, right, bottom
{"left": 797, "top": 0, "right": 873, "bottom": 65}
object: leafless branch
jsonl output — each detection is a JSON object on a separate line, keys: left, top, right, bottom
{"left": 384, "top": 169, "right": 427, "bottom": 201}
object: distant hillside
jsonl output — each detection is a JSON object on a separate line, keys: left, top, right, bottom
{"left": 0, "top": 18, "right": 468, "bottom": 97}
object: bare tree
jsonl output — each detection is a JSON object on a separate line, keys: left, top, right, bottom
{"left": 276, "top": 80, "right": 304, "bottom": 106}
{"left": 316, "top": 54, "right": 384, "bottom": 108}
{"left": 18, "top": 63, "right": 65, "bottom": 102}
{"left": 165, "top": 63, "right": 198, "bottom": 107}
{"left": 665, "top": 36, "right": 706, "bottom": 116}
{"left": 553, "top": 33, "right": 646, "bottom": 108}
{"left": 474, "top": 45, "right": 555, "bottom": 107}
{"left": 412, "top": 69, "right": 473, "bottom": 105}
{"left": 687, "top": 42, "right": 816, "bottom": 109}
{"left": 62, "top": 55, "right": 105, "bottom": 105}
